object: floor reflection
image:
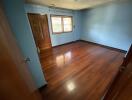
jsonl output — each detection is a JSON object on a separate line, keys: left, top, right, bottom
{"left": 66, "top": 81, "right": 76, "bottom": 92}
{"left": 56, "top": 51, "right": 72, "bottom": 67}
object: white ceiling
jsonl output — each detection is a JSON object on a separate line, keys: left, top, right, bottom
{"left": 25, "top": 0, "right": 115, "bottom": 10}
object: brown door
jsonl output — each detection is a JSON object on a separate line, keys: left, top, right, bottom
{"left": 0, "top": 5, "right": 42, "bottom": 100}
{"left": 28, "top": 13, "right": 52, "bottom": 52}
{"left": 104, "top": 44, "right": 132, "bottom": 100}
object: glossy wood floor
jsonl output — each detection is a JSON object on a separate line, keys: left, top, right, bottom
{"left": 40, "top": 41, "right": 125, "bottom": 100}
{"left": 105, "top": 55, "right": 132, "bottom": 100}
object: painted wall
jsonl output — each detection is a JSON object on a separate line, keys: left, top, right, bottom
{"left": 74, "top": 10, "right": 82, "bottom": 40}
{"left": 80, "top": 1, "right": 132, "bottom": 51}
{"left": 2, "top": 0, "right": 47, "bottom": 89}
{"left": 25, "top": 4, "right": 80, "bottom": 46}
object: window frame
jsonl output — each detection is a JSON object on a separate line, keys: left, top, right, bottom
{"left": 50, "top": 15, "right": 73, "bottom": 34}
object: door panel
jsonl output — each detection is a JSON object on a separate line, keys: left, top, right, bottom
{"left": 40, "top": 15, "right": 52, "bottom": 50}
{"left": 28, "top": 13, "right": 42, "bottom": 47}
{"left": 28, "top": 13, "right": 52, "bottom": 52}
{"left": 0, "top": 5, "right": 42, "bottom": 100}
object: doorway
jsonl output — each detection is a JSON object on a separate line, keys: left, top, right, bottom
{"left": 28, "top": 13, "right": 52, "bottom": 53}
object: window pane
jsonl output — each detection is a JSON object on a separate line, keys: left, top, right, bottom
{"left": 63, "top": 17, "right": 72, "bottom": 32}
{"left": 51, "top": 17, "right": 62, "bottom": 33}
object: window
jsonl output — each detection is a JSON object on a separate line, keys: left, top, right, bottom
{"left": 51, "top": 15, "right": 73, "bottom": 34}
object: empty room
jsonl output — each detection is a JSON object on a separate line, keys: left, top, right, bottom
{"left": 0, "top": 0, "right": 132, "bottom": 100}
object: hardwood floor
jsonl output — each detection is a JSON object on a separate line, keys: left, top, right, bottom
{"left": 104, "top": 45, "right": 132, "bottom": 100}
{"left": 40, "top": 41, "right": 125, "bottom": 100}
{"left": 104, "top": 58, "right": 132, "bottom": 100}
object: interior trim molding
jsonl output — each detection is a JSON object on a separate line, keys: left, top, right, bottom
{"left": 52, "top": 39, "right": 127, "bottom": 53}
{"left": 79, "top": 40, "right": 127, "bottom": 53}
{"left": 53, "top": 40, "right": 79, "bottom": 48}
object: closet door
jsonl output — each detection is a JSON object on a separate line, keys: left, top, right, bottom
{"left": 40, "top": 14, "right": 52, "bottom": 50}
{"left": 28, "top": 13, "right": 52, "bottom": 52}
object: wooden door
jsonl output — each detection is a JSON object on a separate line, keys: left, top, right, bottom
{"left": 28, "top": 13, "right": 52, "bottom": 52}
{"left": 40, "top": 15, "right": 52, "bottom": 50}
{"left": 0, "top": 5, "right": 42, "bottom": 100}
{"left": 104, "top": 44, "right": 132, "bottom": 100}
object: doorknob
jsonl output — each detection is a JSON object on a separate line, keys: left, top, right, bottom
{"left": 24, "top": 57, "right": 31, "bottom": 63}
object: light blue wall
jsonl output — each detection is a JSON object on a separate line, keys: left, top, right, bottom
{"left": 80, "top": 1, "right": 132, "bottom": 51}
{"left": 2, "top": 0, "right": 47, "bottom": 89}
{"left": 25, "top": 4, "right": 80, "bottom": 46}
{"left": 74, "top": 10, "right": 82, "bottom": 40}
